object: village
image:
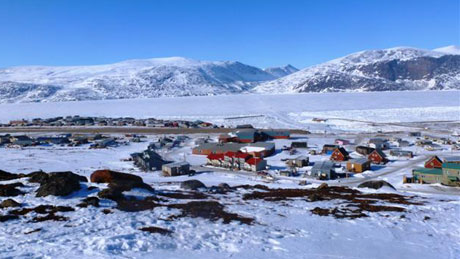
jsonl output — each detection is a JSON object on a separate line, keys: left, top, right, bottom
{"left": 1, "top": 118, "right": 459, "bottom": 191}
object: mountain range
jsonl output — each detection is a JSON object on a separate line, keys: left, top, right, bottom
{"left": 0, "top": 46, "right": 458, "bottom": 103}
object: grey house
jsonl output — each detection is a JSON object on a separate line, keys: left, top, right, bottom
{"left": 162, "top": 162, "right": 191, "bottom": 176}
{"left": 131, "top": 150, "right": 168, "bottom": 171}
{"left": 311, "top": 161, "right": 335, "bottom": 180}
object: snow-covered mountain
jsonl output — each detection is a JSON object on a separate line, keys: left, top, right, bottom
{"left": 263, "top": 65, "right": 299, "bottom": 78}
{"left": 1, "top": 46, "right": 459, "bottom": 103}
{"left": 0, "top": 57, "right": 277, "bottom": 103}
{"left": 255, "top": 46, "right": 460, "bottom": 93}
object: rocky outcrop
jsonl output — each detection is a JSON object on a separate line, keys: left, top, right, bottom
{"left": 358, "top": 180, "right": 396, "bottom": 190}
{"left": 180, "top": 180, "right": 206, "bottom": 191}
{"left": 35, "top": 172, "right": 87, "bottom": 197}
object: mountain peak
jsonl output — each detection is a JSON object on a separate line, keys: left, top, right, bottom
{"left": 433, "top": 45, "right": 460, "bottom": 55}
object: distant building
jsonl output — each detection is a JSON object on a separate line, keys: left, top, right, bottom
{"left": 356, "top": 146, "right": 375, "bottom": 156}
{"left": 425, "top": 156, "right": 442, "bottom": 168}
{"left": 193, "top": 142, "right": 275, "bottom": 157}
{"left": 131, "top": 150, "right": 168, "bottom": 171}
{"left": 311, "top": 161, "right": 335, "bottom": 180}
{"left": 162, "top": 162, "right": 190, "bottom": 176}
{"left": 368, "top": 149, "right": 388, "bottom": 164}
{"left": 330, "top": 147, "right": 350, "bottom": 162}
{"left": 346, "top": 158, "right": 371, "bottom": 173}
{"left": 335, "top": 139, "right": 351, "bottom": 145}
{"left": 322, "top": 144, "right": 339, "bottom": 155}
{"left": 368, "top": 138, "right": 390, "bottom": 150}
{"left": 291, "top": 141, "right": 308, "bottom": 149}
{"left": 390, "top": 150, "right": 414, "bottom": 158}
{"left": 286, "top": 156, "right": 309, "bottom": 168}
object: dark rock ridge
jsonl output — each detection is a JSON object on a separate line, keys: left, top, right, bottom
{"left": 35, "top": 171, "right": 87, "bottom": 197}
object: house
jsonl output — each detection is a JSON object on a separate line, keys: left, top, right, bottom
{"left": 236, "top": 124, "right": 254, "bottom": 129}
{"left": 409, "top": 132, "right": 421, "bottom": 137}
{"left": 368, "top": 138, "right": 390, "bottom": 150}
{"left": 286, "top": 156, "right": 309, "bottom": 168}
{"left": 243, "top": 157, "right": 267, "bottom": 172}
{"left": 368, "top": 149, "right": 388, "bottom": 164}
{"left": 192, "top": 142, "right": 275, "bottom": 157}
{"left": 346, "top": 158, "right": 371, "bottom": 173}
{"left": 291, "top": 142, "right": 308, "bottom": 149}
{"left": 235, "top": 129, "right": 259, "bottom": 143}
{"left": 356, "top": 146, "right": 375, "bottom": 156}
{"left": 261, "top": 130, "right": 290, "bottom": 139}
{"left": 311, "top": 161, "right": 335, "bottom": 180}
{"left": 441, "top": 163, "right": 460, "bottom": 186}
{"left": 330, "top": 147, "right": 350, "bottom": 162}
{"left": 90, "top": 138, "right": 117, "bottom": 149}
{"left": 411, "top": 168, "right": 443, "bottom": 184}
{"left": 322, "top": 144, "right": 339, "bottom": 155}
{"left": 162, "top": 162, "right": 190, "bottom": 176}
{"left": 131, "top": 150, "right": 168, "bottom": 171}
{"left": 218, "top": 134, "right": 237, "bottom": 143}
{"left": 335, "top": 139, "right": 351, "bottom": 145}
{"left": 443, "top": 156, "right": 460, "bottom": 164}
{"left": 206, "top": 153, "right": 224, "bottom": 167}
{"left": 390, "top": 150, "right": 414, "bottom": 158}
{"left": 406, "top": 163, "right": 460, "bottom": 186}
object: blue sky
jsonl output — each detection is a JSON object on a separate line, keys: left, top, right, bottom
{"left": 0, "top": 0, "right": 458, "bottom": 69}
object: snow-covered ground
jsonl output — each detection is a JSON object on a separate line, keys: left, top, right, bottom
{"left": 0, "top": 90, "right": 458, "bottom": 132}
{"left": 1, "top": 134, "right": 459, "bottom": 258}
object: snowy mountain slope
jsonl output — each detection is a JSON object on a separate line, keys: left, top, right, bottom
{"left": 0, "top": 57, "right": 277, "bottom": 103}
{"left": 255, "top": 46, "right": 460, "bottom": 93}
{"left": 434, "top": 45, "right": 460, "bottom": 55}
{"left": 263, "top": 65, "right": 299, "bottom": 78}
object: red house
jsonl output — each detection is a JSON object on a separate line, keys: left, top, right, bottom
{"left": 368, "top": 149, "right": 388, "bottom": 164}
{"left": 330, "top": 147, "right": 350, "bottom": 161}
{"left": 424, "top": 156, "right": 443, "bottom": 168}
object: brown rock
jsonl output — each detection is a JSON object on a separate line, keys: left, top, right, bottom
{"left": 0, "top": 198, "right": 21, "bottom": 208}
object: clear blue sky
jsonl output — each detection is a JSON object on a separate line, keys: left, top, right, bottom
{"left": 0, "top": 0, "right": 458, "bottom": 69}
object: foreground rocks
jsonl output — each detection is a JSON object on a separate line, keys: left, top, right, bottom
{"left": 91, "top": 170, "right": 154, "bottom": 200}
{"left": 0, "top": 170, "right": 26, "bottom": 181}
{"left": 0, "top": 183, "right": 25, "bottom": 197}
{"left": 0, "top": 198, "right": 21, "bottom": 208}
{"left": 358, "top": 180, "right": 396, "bottom": 190}
{"left": 243, "top": 184, "right": 421, "bottom": 219}
{"left": 36, "top": 172, "right": 87, "bottom": 197}
{"left": 180, "top": 180, "right": 206, "bottom": 190}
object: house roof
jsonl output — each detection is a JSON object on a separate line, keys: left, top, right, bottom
{"left": 246, "top": 157, "right": 264, "bottom": 165}
{"left": 208, "top": 153, "right": 224, "bottom": 160}
{"left": 443, "top": 156, "right": 460, "bottom": 163}
{"left": 443, "top": 163, "right": 460, "bottom": 170}
{"left": 425, "top": 156, "right": 442, "bottom": 164}
{"left": 348, "top": 158, "right": 369, "bottom": 164}
{"left": 413, "top": 168, "right": 443, "bottom": 175}
{"left": 334, "top": 147, "right": 349, "bottom": 156}
{"left": 371, "top": 149, "right": 387, "bottom": 158}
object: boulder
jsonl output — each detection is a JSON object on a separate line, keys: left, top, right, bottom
{"left": 77, "top": 197, "right": 100, "bottom": 208}
{"left": 36, "top": 172, "right": 86, "bottom": 197}
{"left": 0, "top": 198, "right": 21, "bottom": 208}
{"left": 0, "top": 215, "right": 19, "bottom": 222}
{"left": 91, "top": 170, "right": 153, "bottom": 192}
{"left": 180, "top": 180, "right": 206, "bottom": 190}
{"left": 358, "top": 180, "right": 396, "bottom": 190}
{"left": 90, "top": 170, "right": 142, "bottom": 184}
{"left": 0, "top": 183, "right": 25, "bottom": 197}
{"left": 317, "top": 183, "right": 329, "bottom": 190}
{"left": 0, "top": 170, "right": 23, "bottom": 181}
{"left": 97, "top": 188, "right": 124, "bottom": 201}
{"left": 27, "top": 171, "right": 50, "bottom": 184}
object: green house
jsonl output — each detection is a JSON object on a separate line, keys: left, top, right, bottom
{"left": 442, "top": 163, "right": 460, "bottom": 186}
{"left": 412, "top": 168, "right": 443, "bottom": 184}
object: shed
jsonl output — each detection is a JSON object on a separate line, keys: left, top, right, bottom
{"left": 162, "top": 162, "right": 191, "bottom": 177}
{"left": 286, "top": 156, "right": 309, "bottom": 168}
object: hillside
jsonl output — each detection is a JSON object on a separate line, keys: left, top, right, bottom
{"left": 0, "top": 57, "right": 279, "bottom": 103}
{"left": 255, "top": 46, "right": 460, "bottom": 93}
